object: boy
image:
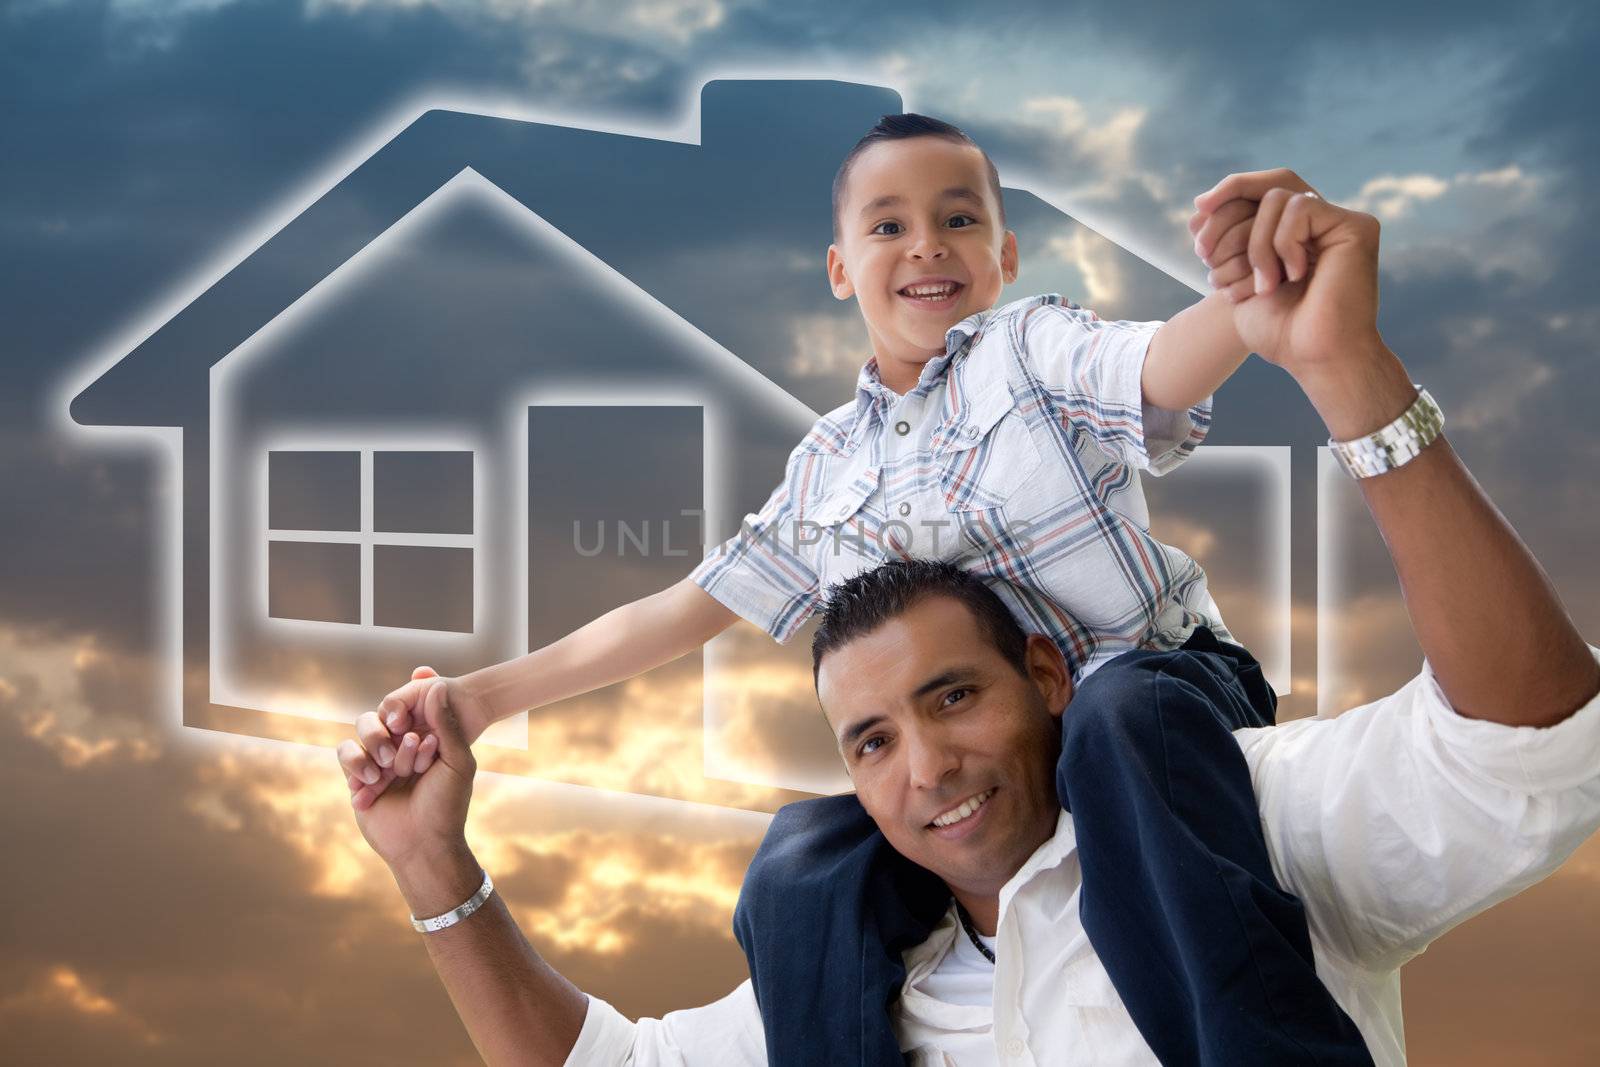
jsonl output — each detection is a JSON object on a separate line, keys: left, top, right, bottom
{"left": 340, "top": 116, "right": 1370, "bottom": 1061}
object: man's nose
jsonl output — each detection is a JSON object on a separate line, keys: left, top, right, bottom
{"left": 905, "top": 729, "right": 960, "bottom": 791}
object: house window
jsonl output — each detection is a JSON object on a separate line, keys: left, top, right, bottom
{"left": 267, "top": 449, "right": 475, "bottom": 633}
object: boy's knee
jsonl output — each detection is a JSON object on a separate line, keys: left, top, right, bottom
{"left": 1062, "top": 651, "right": 1174, "bottom": 755}
{"left": 742, "top": 794, "right": 878, "bottom": 893}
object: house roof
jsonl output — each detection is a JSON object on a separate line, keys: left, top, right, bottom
{"left": 70, "top": 78, "right": 904, "bottom": 428}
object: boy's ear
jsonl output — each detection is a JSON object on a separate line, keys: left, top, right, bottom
{"left": 826, "top": 244, "right": 855, "bottom": 300}
{"left": 1001, "top": 230, "right": 1020, "bottom": 286}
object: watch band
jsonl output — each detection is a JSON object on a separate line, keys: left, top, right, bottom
{"left": 411, "top": 868, "right": 494, "bottom": 933}
{"left": 1328, "top": 385, "right": 1444, "bottom": 479}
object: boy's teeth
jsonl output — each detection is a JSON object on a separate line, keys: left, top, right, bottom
{"left": 933, "top": 788, "right": 995, "bottom": 827}
{"left": 903, "top": 283, "right": 956, "bottom": 297}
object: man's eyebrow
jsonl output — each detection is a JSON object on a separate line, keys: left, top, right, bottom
{"left": 858, "top": 186, "right": 984, "bottom": 221}
{"left": 836, "top": 667, "right": 982, "bottom": 749}
{"left": 839, "top": 714, "right": 887, "bottom": 751}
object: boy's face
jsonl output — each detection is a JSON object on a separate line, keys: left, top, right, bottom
{"left": 827, "top": 136, "right": 1019, "bottom": 382}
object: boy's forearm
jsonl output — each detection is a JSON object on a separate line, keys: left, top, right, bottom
{"left": 1299, "top": 342, "right": 1599, "bottom": 727}
{"left": 461, "top": 577, "right": 740, "bottom": 725}
{"left": 1141, "top": 290, "right": 1251, "bottom": 411}
{"left": 391, "top": 844, "right": 588, "bottom": 1067}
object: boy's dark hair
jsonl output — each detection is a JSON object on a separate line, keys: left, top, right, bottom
{"left": 831, "top": 113, "right": 1006, "bottom": 243}
{"left": 811, "top": 559, "right": 1030, "bottom": 687}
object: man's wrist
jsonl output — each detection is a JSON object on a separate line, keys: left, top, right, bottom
{"left": 390, "top": 840, "right": 481, "bottom": 919}
{"left": 1287, "top": 338, "right": 1419, "bottom": 441}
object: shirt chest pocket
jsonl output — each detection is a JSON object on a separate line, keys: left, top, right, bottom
{"left": 935, "top": 381, "right": 1043, "bottom": 512}
{"left": 803, "top": 463, "right": 880, "bottom": 526}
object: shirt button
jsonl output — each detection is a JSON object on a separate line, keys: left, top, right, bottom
{"left": 897, "top": 501, "right": 911, "bottom": 517}
{"left": 964, "top": 425, "right": 979, "bottom": 439}
{"left": 895, "top": 420, "right": 911, "bottom": 436}
{"left": 1004, "top": 1037, "right": 1025, "bottom": 1057}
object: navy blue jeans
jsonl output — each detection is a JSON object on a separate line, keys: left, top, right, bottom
{"left": 733, "top": 627, "right": 1374, "bottom": 1066}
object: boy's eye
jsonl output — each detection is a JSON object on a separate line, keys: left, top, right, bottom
{"left": 870, "top": 215, "right": 977, "bottom": 237}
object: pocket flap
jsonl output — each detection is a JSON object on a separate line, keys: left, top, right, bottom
{"left": 938, "top": 381, "right": 1019, "bottom": 454}
{"left": 805, "top": 467, "right": 880, "bottom": 525}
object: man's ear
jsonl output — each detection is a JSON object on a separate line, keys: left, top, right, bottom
{"left": 827, "top": 244, "right": 855, "bottom": 300}
{"left": 1001, "top": 230, "right": 1020, "bottom": 286}
{"left": 1023, "top": 633, "right": 1073, "bottom": 719}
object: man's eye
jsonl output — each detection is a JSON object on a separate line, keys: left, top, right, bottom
{"left": 871, "top": 221, "right": 902, "bottom": 236}
{"left": 943, "top": 687, "right": 970, "bottom": 707}
{"left": 860, "top": 736, "right": 886, "bottom": 756}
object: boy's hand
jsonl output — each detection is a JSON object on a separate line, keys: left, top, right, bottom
{"left": 342, "top": 677, "right": 477, "bottom": 871}
{"left": 339, "top": 666, "right": 492, "bottom": 811}
{"left": 1189, "top": 168, "right": 1384, "bottom": 376}
{"left": 1188, "top": 167, "right": 1321, "bottom": 296}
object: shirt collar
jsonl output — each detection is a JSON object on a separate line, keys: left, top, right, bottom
{"left": 852, "top": 308, "right": 992, "bottom": 422}
{"left": 899, "top": 810, "right": 1077, "bottom": 976}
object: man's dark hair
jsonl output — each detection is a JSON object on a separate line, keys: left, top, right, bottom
{"left": 811, "top": 559, "right": 1029, "bottom": 687}
{"left": 831, "top": 113, "right": 1006, "bottom": 243}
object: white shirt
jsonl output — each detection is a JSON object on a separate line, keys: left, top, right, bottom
{"left": 564, "top": 648, "right": 1600, "bottom": 1065}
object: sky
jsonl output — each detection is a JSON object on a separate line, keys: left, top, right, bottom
{"left": 3, "top": 0, "right": 1599, "bottom": 1062}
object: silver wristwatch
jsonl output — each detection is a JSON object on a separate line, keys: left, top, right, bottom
{"left": 1327, "top": 386, "right": 1444, "bottom": 479}
{"left": 411, "top": 868, "right": 494, "bottom": 933}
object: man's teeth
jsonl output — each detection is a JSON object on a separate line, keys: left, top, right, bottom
{"left": 902, "top": 283, "right": 958, "bottom": 299}
{"left": 932, "top": 788, "right": 996, "bottom": 828}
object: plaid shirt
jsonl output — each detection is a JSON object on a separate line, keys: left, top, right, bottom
{"left": 689, "top": 293, "right": 1232, "bottom": 680}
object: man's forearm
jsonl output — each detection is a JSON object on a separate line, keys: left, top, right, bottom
{"left": 391, "top": 844, "right": 588, "bottom": 1067}
{"left": 1141, "top": 290, "right": 1251, "bottom": 411}
{"left": 1299, "top": 343, "right": 1599, "bottom": 727}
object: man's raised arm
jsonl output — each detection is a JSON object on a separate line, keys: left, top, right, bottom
{"left": 1194, "top": 171, "right": 1599, "bottom": 726}
{"left": 338, "top": 681, "right": 589, "bottom": 1066}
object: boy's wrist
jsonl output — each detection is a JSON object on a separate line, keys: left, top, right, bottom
{"left": 455, "top": 669, "right": 499, "bottom": 736}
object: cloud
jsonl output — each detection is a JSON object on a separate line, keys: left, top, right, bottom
{"left": 1343, "top": 165, "right": 1538, "bottom": 222}
{"left": 1020, "top": 95, "right": 1149, "bottom": 180}
{"left": 1344, "top": 173, "right": 1452, "bottom": 220}
{"left": 307, "top": 0, "right": 738, "bottom": 48}
{"left": 783, "top": 307, "right": 867, "bottom": 383}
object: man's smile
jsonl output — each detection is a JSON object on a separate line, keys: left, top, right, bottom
{"left": 927, "top": 786, "right": 998, "bottom": 837}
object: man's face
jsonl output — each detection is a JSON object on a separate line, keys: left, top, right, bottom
{"left": 816, "top": 595, "right": 1072, "bottom": 902}
{"left": 827, "top": 137, "right": 1019, "bottom": 376}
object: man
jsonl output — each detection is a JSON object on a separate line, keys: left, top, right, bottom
{"left": 339, "top": 171, "right": 1600, "bottom": 1065}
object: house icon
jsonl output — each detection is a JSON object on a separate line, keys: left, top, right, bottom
{"left": 66, "top": 78, "right": 1298, "bottom": 812}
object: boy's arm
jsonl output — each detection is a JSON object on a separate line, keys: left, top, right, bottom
{"left": 461, "top": 577, "right": 739, "bottom": 728}
{"left": 1139, "top": 290, "right": 1251, "bottom": 412}
{"left": 349, "top": 449, "right": 821, "bottom": 798}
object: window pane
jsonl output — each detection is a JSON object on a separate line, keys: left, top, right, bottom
{"left": 268, "top": 451, "right": 360, "bottom": 531}
{"left": 268, "top": 540, "right": 360, "bottom": 624}
{"left": 374, "top": 451, "right": 473, "bottom": 534}
{"left": 373, "top": 544, "right": 473, "bottom": 633}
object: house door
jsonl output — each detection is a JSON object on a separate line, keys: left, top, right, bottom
{"left": 526, "top": 404, "right": 704, "bottom": 650}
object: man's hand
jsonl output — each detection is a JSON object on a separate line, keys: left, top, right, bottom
{"left": 1189, "top": 168, "right": 1382, "bottom": 377}
{"left": 340, "top": 676, "right": 477, "bottom": 871}
{"left": 340, "top": 665, "right": 494, "bottom": 811}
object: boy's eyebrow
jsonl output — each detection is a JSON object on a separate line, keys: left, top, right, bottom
{"left": 858, "top": 186, "right": 983, "bottom": 220}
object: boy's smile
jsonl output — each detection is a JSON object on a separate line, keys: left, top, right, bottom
{"left": 828, "top": 135, "right": 1019, "bottom": 395}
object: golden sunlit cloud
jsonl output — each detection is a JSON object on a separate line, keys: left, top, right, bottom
{"left": 0, "top": 965, "right": 164, "bottom": 1047}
